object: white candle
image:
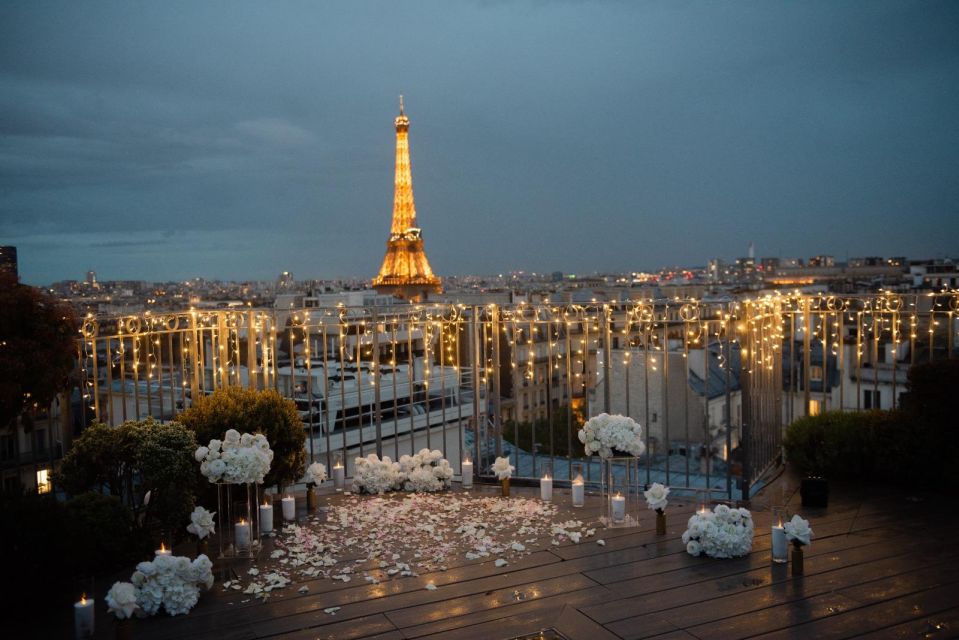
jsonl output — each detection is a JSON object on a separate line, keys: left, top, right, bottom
{"left": 333, "top": 465, "right": 345, "bottom": 491}
{"left": 461, "top": 460, "right": 473, "bottom": 488}
{"left": 259, "top": 503, "right": 274, "bottom": 533}
{"left": 281, "top": 495, "right": 295, "bottom": 521}
{"left": 74, "top": 594, "right": 94, "bottom": 639}
{"left": 234, "top": 519, "right": 251, "bottom": 550}
{"left": 540, "top": 475, "right": 553, "bottom": 501}
{"left": 611, "top": 493, "right": 626, "bottom": 523}
{"left": 571, "top": 478, "right": 585, "bottom": 507}
{"left": 155, "top": 543, "right": 171, "bottom": 557}
{"left": 772, "top": 523, "right": 788, "bottom": 563}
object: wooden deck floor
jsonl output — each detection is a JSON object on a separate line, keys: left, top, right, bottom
{"left": 96, "top": 473, "right": 959, "bottom": 640}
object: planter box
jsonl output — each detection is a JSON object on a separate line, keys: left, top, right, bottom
{"left": 800, "top": 477, "right": 829, "bottom": 508}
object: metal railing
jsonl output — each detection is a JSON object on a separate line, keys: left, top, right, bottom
{"left": 76, "top": 292, "right": 959, "bottom": 499}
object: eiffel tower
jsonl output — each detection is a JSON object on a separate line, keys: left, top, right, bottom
{"left": 372, "top": 97, "right": 442, "bottom": 301}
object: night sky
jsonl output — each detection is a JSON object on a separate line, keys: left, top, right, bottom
{"left": 1, "top": 1, "right": 957, "bottom": 285}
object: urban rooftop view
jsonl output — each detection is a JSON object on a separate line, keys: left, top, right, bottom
{"left": 1, "top": 2, "right": 958, "bottom": 639}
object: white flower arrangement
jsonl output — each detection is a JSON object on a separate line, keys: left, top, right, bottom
{"left": 491, "top": 456, "right": 514, "bottom": 480}
{"left": 784, "top": 514, "right": 813, "bottom": 547}
{"left": 577, "top": 413, "right": 646, "bottom": 459}
{"left": 682, "top": 504, "right": 754, "bottom": 559}
{"left": 398, "top": 449, "right": 454, "bottom": 492}
{"left": 643, "top": 483, "right": 670, "bottom": 512}
{"left": 105, "top": 581, "right": 139, "bottom": 619}
{"left": 305, "top": 462, "right": 327, "bottom": 486}
{"left": 196, "top": 429, "right": 273, "bottom": 485}
{"left": 126, "top": 553, "right": 214, "bottom": 616}
{"left": 352, "top": 453, "right": 403, "bottom": 494}
{"left": 185, "top": 506, "right": 216, "bottom": 540}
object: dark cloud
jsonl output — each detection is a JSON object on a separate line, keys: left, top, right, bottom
{"left": 1, "top": 0, "right": 957, "bottom": 284}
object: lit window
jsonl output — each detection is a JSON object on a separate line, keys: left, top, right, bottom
{"left": 36, "top": 468, "right": 52, "bottom": 494}
{"left": 808, "top": 400, "right": 822, "bottom": 416}
{"left": 809, "top": 365, "right": 823, "bottom": 382}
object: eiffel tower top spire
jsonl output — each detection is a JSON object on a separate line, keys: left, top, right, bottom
{"left": 372, "top": 98, "right": 442, "bottom": 301}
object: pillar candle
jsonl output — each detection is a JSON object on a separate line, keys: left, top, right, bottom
{"left": 155, "top": 543, "right": 171, "bottom": 557}
{"left": 259, "top": 503, "right": 274, "bottom": 534}
{"left": 333, "top": 465, "right": 345, "bottom": 491}
{"left": 772, "top": 523, "right": 788, "bottom": 563}
{"left": 611, "top": 493, "right": 626, "bottom": 523}
{"left": 461, "top": 460, "right": 473, "bottom": 489}
{"left": 540, "top": 475, "right": 553, "bottom": 501}
{"left": 74, "top": 595, "right": 94, "bottom": 639}
{"left": 571, "top": 478, "right": 585, "bottom": 507}
{"left": 234, "top": 519, "right": 251, "bottom": 550}
{"left": 281, "top": 495, "right": 295, "bottom": 521}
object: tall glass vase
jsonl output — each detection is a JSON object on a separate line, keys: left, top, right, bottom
{"left": 601, "top": 456, "right": 640, "bottom": 528}
{"left": 215, "top": 483, "right": 231, "bottom": 558}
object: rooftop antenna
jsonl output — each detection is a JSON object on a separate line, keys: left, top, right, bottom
{"left": 399, "top": 94, "right": 405, "bottom": 115}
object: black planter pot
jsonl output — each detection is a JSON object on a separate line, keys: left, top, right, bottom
{"left": 800, "top": 477, "right": 829, "bottom": 508}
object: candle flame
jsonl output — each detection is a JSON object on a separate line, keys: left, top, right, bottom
{"left": 573, "top": 475, "right": 584, "bottom": 484}
{"left": 464, "top": 457, "right": 471, "bottom": 464}
{"left": 159, "top": 542, "right": 166, "bottom": 552}
{"left": 543, "top": 474, "right": 551, "bottom": 481}
{"left": 614, "top": 492, "right": 622, "bottom": 498}
{"left": 239, "top": 518, "right": 246, "bottom": 525}
{"left": 80, "top": 593, "right": 87, "bottom": 605}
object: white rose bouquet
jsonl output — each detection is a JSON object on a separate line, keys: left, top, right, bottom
{"left": 398, "top": 448, "right": 454, "bottom": 492}
{"left": 577, "top": 413, "right": 646, "bottom": 459}
{"left": 491, "top": 456, "right": 514, "bottom": 480}
{"left": 352, "top": 453, "right": 403, "bottom": 494}
{"left": 305, "top": 462, "right": 327, "bottom": 486}
{"left": 185, "top": 506, "right": 216, "bottom": 540}
{"left": 129, "top": 553, "right": 214, "bottom": 616}
{"left": 682, "top": 504, "right": 754, "bottom": 559}
{"left": 105, "top": 581, "right": 139, "bottom": 620}
{"left": 784, "top": 514, "right": 812, "bottom": 547}
{"left": 196, "top": 429, "right": 273, "bottom": 484}
{"left": 643, "top": 483, "right": 670, "bottom": 513}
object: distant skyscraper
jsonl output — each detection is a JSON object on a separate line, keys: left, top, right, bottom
{"left": 86, "top": 270, "right": 97, "bottom": 286}
{"left": 0, "top": 246, "right": 18, "bottom": 280}
{"left": 372, "top": 97, "right": 442, "bottom": 302}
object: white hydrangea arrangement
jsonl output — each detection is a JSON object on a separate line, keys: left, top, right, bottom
{"left": 784, "top": 514, "right": 813, "bottom": 547}
{"left": 195, "top": 429, "right": 273, "bottom": 485}
{"left": 682, "top": 504, "right": 754, "bottom": 559}
{"left": 185, "top": 506, "right": 216, "bottom": 540}
{"left": 110, "top": 553, "right": 214, "bottom": 617}
{"left": 398, "top": 448, "right": 454, "bottom": 492}
{"left": 577, "top": 413, "right": 646, "bottom": 459}
{"left": 305, "top": 462, "right": 327, "bottom": 486}
{"left": 352, "top": 454, "right": 403, "bottom": 494}
{"left": 352, "top": 450, "right": 455, "bottom": 494}
{"left": 491, "top": 456, "right": 514, "bottom": 480}
{"left": 643, "top": 483, "right": 670, "bottom": 513}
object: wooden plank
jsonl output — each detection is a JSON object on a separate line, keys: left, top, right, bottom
{"left": 262, "top": 613, "right": 399, "bottom": 640}
{"left": 604, "top": 547, "right": 959, "bottom": 639}
{"left": 399, "top": 585, "right": 613, "bottom": 638}
{"left": 362, "top": 573, "right": 600, "bottom": 630}
{"left": 851, "top": 606, "right": 959, "bottom": 640}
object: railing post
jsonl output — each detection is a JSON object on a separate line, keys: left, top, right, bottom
{"left": 372, "top": 307, "right": 383, "bottom": 458}
{"left": 802, "top": 296, "right": 812, "bottom": 416}
{"left": 602, "top": 305, "right": 612, "bottom": 413}
{"left": 740, "top": 302, "right": 753, "bottom": 499}
{"left": 491, "top": 304, "right": 503, "bottom": 458}
{"left": 469, "top": 306, "right": 483, "bottom": 465}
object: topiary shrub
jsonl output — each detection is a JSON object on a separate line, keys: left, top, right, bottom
{"left": 176, "top": 387, "right": 305, "bottom": 489}
{"left": 55, "top": 418, "right": 198, "bottom": 540}
{"left": 65, "top": 491, "right": 137, "bottom": 575}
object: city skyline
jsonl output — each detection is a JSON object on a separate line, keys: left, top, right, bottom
{"left": 2, "top": 1, "right": 958, "bottom": 286}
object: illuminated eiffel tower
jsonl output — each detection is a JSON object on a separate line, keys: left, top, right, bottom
{"left": 372, "top": 96, "right": 442, "bottom": 301}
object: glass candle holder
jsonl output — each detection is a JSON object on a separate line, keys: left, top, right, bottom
{"left": 540, "top": 462, "right": 553, "bottom": 501}
{"left": 771, "top": 506, "right": 788, "bottom": 564}
{"left": 571, "top": 463, "right": 585, "bottom": 507}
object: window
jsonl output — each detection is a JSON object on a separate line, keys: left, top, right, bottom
{"left": 36, "top": 468, "right": 52, "bottom": 494}
{"left": 0, "top": 434, "right": 14, "bottom": 461}
{"left": 651, "top": 412, "right": 658, "bottom": 423}
{"left": 864, "top": 390, "right": 881, "bottom": 409}
{"left": 808, "top": 400, "right": 822, "bottom": 416}
{"left": 33, "top": 429, "right": 47, "bottom": 455}
{"left": 809, "top": 365, "right": 823, "bottom": 382}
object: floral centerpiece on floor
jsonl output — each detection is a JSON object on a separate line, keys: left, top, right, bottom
{"left": 577, "top": 413, "right": 646, "bottom": 459}
{"left": 109, "top": 552, "right": 214, "bottom": 617}
{"left": 644, "top": 482, "right": 670, "bottom": 534}
{"left": 398, "top": 449, "right": 454, "bottom": 492}
{"left": 352, "top": 454, "right": 403, "bottom": 494}
{"left": 682, "top": 504, "right": 754, "bottom": 558}
{"left": 784, "top": 514, "right": 813, "bottom": 574}
{"left": 305, "top": 462, "right": 327, "bottom": 486}
{"left": 491, "top": 456, "right": 515, "bottom": 497}
{"left": 195, "top": 429, "right": 273, "bottom": 485}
